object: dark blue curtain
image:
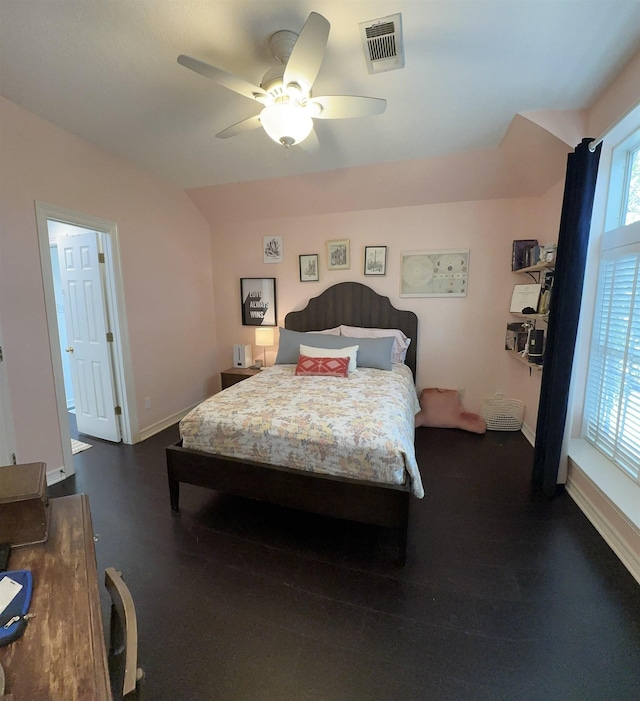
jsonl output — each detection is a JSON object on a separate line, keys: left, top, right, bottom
{"left": 532, "top": 138, "right": 602, "bottom": 496}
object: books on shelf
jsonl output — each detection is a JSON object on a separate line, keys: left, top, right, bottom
{"left": 512, "top": 239, "right": 538, "bottom": 271}
{"left": 538, "top": 269, "right": 554, "bottom": 314}
{"left": 505, "top": 322, "right": 529, "bottom": 353}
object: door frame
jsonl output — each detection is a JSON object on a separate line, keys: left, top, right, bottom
{"left": 36, "top": 203, "right": 138, "bottom": 478}
{"left": 0, "top": 317, "right": 16, "bottom": 466}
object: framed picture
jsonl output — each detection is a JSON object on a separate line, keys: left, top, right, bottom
{"left": 327, "top": 239, "right": 350, "bottom": 270}
{"left": 400, "top": 249, "right": 469, "bottom": 297}
{"left": 364, "top": 246, "right": 387, "bottom": 275}
{"left": 505, "top": 322, "right": 530, "bottom": 353}
{"left": 240, "top": 277, "right": 277, "bottom": 326}
{"left": 511, "top": 239, "right": 538, "bottom": 271}
{"left": 510, "top": 283, "right": 541, "bottom": 313}
{"left": 263, "top": 236, "right": 283, "bottom": 264}
{"left": 299, "top": 254, "right": 319, "bottom": 282}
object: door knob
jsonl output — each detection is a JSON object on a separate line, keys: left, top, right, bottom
{"left": 66, "top": 347, "right": 74, "bottom": 353}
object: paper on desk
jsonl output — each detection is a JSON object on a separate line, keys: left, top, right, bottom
{"left": 0, "top": 576, "right": 22, "bottom": 616}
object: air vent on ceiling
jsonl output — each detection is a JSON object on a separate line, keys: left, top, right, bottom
{"left": 359, "top": 13, "right": 404, "bottom": 74}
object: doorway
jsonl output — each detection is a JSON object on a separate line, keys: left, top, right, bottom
{"left": 50, "top": 223, "right": 124, "bottom": 441}
{"left": 36, "top": 203, "right": 137, "bottom": 483}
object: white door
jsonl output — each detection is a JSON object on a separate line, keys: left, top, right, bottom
{"left": 57, "top": 232, "right": 121, "bottom": 441}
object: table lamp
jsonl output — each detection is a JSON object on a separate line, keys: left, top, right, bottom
{"left": 254, "top": 327, "right": 275, "bottom": 368}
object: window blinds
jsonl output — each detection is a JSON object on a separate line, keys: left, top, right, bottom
{"left": 584, "top": 227, "right": 640, "bottom": 481}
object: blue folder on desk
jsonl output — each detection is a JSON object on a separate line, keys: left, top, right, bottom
{"left": 0, "top": 570, "right": 33, "bottom": 646}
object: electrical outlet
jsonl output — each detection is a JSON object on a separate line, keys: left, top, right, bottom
{"left": 458, "top": 388, "right": 465, "bottom": 400}
{"left": 144, "top": 397, "right": 151, "bottom": 410}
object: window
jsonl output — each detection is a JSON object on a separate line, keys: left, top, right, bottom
{"left": 583, "top": 129, "right": 640, "bottom": 483}
{"left": 623, "top": 145, "right": 640, "bottom": 225}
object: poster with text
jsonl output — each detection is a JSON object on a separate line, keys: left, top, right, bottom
{"left": 241, "top": 278, "right": 277, "bottom": 326}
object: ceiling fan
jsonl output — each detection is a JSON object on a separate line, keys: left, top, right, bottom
{"left": 177, "top": 11, "right": 386, "bottom": 150}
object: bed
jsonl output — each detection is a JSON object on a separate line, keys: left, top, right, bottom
{"left": 166, "top": 282, "right": 420, "bottom": 564}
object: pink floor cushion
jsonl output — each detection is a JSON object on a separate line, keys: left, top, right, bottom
{"left": 415, "top": 388, "right": 486, "bottom": 434}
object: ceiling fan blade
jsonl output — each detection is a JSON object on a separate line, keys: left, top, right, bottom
{"left": 177, "top": 55, "right": 266, "bottom": 101}
{"left": 309, "top": 96, "right": 387, "bottom": 120}
{"left": 298, "top": 129, "right": 319, "bottom": 153}
{"left": 215, "top": 115, "right": 262, "bottom": 139}
{"left": 283, "top": 12, "right": 330, "bottom": 94}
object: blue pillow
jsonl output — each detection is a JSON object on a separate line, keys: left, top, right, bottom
{"left": 275, "top": 328, "right": 394, "bottom": 370}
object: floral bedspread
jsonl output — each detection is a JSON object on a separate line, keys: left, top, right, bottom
{"left": 179, "top": 364, "right": 424, "bottom": 498}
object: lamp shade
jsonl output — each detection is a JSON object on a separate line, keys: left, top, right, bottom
{"left": 255, "top": 327, "right": 275, "bottom": 347}
{"left": 260, "top": 103, "right": 313, "bottom": 146}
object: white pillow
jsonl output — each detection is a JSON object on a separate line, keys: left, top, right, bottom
{"left": 299, "top": 344, "right": 359, "bottom": 373}
{"left": 339, "top": 325, "right": 411, "bottom": 364}
{"left": 310, "top": 326, "right": 341, "bottom": 335}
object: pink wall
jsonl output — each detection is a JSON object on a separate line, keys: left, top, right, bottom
{"left": 0, "top": 97, "right": 217, "bottom": 470}
{"left": 191, "top": 186, "right": 563, "bottom": 429}
{"left": 188, "top": 115, "right": 571, "bottom": 224}
{"left": 186, "top": 111, "right": 573, "bottom": 435}
{"left": 588, "top": 50, "right": 640, "bottom": 140}
{"left": 505, "top": 181, "right": 565, "bottom": 436}
{"left": 187, "top": 48, "right": 640, "bottom": 440}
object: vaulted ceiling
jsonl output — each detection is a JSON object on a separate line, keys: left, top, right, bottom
{"left": 1, "top": 1, "right": 638, "bottom": 189}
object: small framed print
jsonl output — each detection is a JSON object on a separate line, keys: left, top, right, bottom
{"left": 299, "top": 254, "right": 319, "bottom": 282}
{"left": 263, "top": 236, "right": 283, "bottom": 263}
{"left": 400, "top": 249, "right": 469, "bottom": 297}
{"left": 240, "top": 277, "right": 277, "bottom": 326}
{"left": 327, "top": 239, "right": 350, "bottom": 270}
{"left": 364, "top": 246, "right": 387, "bottom": 276}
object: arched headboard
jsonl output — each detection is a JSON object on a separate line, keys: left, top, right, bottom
{"left": 284, "top": 282, "right": 418, "bottom": 379}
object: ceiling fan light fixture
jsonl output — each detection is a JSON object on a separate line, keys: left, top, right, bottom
{"left": 285, "top": 82, "right": 305, "bottom": 101}
{"left": 179, "top": 11, "right": 385, "bottom": 151}
{"left": 306, "top": 100, "right": 323, "bottom": 117}
{"left": 260, "top": 103, "right": 313, "bottom": 146}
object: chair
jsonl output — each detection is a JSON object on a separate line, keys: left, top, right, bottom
{"left": 104, "top": 567, "right": 144, "bottom": 697}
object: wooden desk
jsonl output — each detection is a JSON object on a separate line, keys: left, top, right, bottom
{"left": 0, "top": 494, "right": 112, "bottom": 700}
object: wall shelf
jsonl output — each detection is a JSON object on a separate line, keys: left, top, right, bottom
{"left": 513, "top": 261, "right": 554, "bottom": 275}
{"left": 511, "top": 312, "right": 549, "bottom": 321}
{"left": 508, "top": 242, "right": 554, "bottom": 371}
{"left": 507, "top": 349, "right": 543, "bottom": 371}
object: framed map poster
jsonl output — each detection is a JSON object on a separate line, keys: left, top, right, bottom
{"left": 400, "top": 249, "right": 469, "bottom": 297}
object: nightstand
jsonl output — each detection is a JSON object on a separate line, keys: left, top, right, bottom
{"left": 220, "top": 367, "right": 261, "bottom": 389}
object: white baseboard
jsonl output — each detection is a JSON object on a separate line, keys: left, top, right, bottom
{"left": 46, "top": 404, "right": 197, "bottom": 483}
{"left": 521, "top": 421, "right": 535, "bottom": 446}
{"left": 136, "top": 404, "right": 198, "bottom": 444}
{"left": 46, "top": 465, "right": 68, "bottom": 486}
{"left": 566, "top": 461, "right": 640, "bottom": 586}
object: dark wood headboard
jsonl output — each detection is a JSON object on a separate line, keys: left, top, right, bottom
{"left": 284, "top": 282, "right": 418, "bottom": 379}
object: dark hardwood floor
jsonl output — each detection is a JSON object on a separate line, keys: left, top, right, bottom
{"left": 51, "top": 418, "right": 640, "bottom": 700}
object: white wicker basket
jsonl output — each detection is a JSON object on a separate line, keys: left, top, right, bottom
{"left": 482, "top": 393, "right": 525, "bottom": 431}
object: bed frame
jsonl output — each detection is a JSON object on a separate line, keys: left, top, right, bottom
{"left": 166, "top": 282, "right": 418, "bottom": 564}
